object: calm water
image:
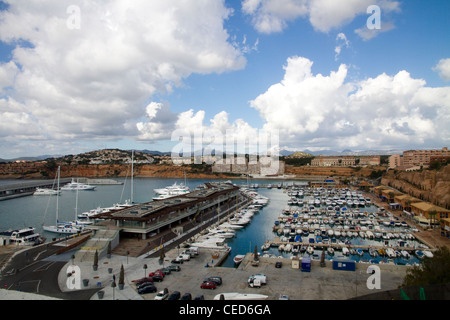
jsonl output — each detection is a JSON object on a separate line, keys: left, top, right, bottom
{"left": 0, "top": 177, "right": 295, "bottom": 240}
{"left": 0, "top": 177, "right": 228, "bottom": 237}
{"left": 0, "top": 178, "right": 422, "bottom": 265}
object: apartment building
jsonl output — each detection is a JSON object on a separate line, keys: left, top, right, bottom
{"left": 311, "top": 156, "right": 380, "bottom": 167}
{"left": 402, "top": 147, "right": 449, "bottom": 166}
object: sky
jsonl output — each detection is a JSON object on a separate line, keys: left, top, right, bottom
{"left": 0, "top": 0, "right": 449, "bottom": 159}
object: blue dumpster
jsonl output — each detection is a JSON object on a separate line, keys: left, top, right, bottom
{"left": 301, "top": 257, "right": 311, "bottom": 272}
{"left": 332, "top": 259, "right": 355, "bottom": 271}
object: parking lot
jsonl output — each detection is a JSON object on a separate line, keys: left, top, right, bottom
{"left": 131, "top": 247, "right": 409, "bottom": 300}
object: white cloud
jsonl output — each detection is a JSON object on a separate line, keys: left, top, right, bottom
{"left": 242, "top": 0, "right": 309, "bottom": 34}
{"left": 335, "top": 33, "right": 350, "bottom": 61}
{"left": 433, "top": 58, "right": 450, "bottom": 81}
{"left": 241, "top": 0, "right": 400, "bottom": 34}
{"left": 249, "top": 56, "right": 450, "bottom": 151}
{"left": 0, "top": 0, "right": 246, "bottom": 155}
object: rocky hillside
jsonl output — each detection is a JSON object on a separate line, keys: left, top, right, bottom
{"left": 285, "top": 165, "right": 385, "bottom": 178}
{"left": 382, "top": 164, "right": 450, "bottom": 209}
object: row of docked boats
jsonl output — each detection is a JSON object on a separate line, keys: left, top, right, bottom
{"left": 287, "top": 187, "right": 372, "bottom": 207}
{"left": 192, "top": 189, "right": 269, "bottom": 255}
{"left": 264, "top": 187, "right": 435, "bottom": 264}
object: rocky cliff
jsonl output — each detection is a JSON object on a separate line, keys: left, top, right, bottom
{"left": 381, "top": 164, "right": 450, "bottom": 209}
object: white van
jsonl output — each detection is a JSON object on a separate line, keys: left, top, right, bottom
{"left": 189, "top": 246, "right": 199, "bottom": 255}
{"left": 248, "top": 274, "right": 267, "bottom": 287}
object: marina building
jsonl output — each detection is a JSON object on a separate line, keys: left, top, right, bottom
{"left": 92, "top": 182, "right": 241, "bottom": 241}
{"left": 410, "top": 202, "right": 450, "bottom": 222}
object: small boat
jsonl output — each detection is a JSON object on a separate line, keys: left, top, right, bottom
{"left": 233, "top": 255, "right": 245, "bottom": 265}
{"left": 369, "top": 248, "right": 378, "bottom": 257}
{"left": 415, "top": 250, "right": 424, "bottom": 259}
{"left": 33, "top": 188, "right": 60, "bottom": 196}
{"left": 0, "top": 227, "right": 45, "bottom": 246}
{"left": 327, "top": 247, "right": 335, "bottom": 255}
{"left": 342, "top": 247, "right": 349, "bottom": 256}
{"left": 214, "top": 293, "right": 268, "bottom": 300}
{"left": 423, "top": 250, "right": 433, "bottom": 258}
{"left": 307, "top": 246, "right": 314, "bottom": 255}
{"left": 43, "top": 223, "right": 84, "bottom": 235}
{"left": 386, "top": 248, "right": 396, "bottom": 258}
{"left": 401, "top": 250, "right": 410, "bottom": 259}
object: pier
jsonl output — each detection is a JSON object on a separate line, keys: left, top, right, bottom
{"left": 0, "top": 179, "right": 72, "bottom": 201}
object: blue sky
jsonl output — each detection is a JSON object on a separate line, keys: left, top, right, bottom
{"left": 0, "top": 0, "right": 449, "bottom": 158}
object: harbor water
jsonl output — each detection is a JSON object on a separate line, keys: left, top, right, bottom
{"left": 0, "top": 178, "right": 424, "bottom": 266}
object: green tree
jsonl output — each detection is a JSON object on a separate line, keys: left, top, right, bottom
{"left": 402, "top": 247, "right": 450, "bottom": 287}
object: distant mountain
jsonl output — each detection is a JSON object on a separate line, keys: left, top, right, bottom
{"left": 0, "top": 155, "right": 61, "bottom": 162}
{"left": 137, "top": 149, "right": 171, "bottom": 156}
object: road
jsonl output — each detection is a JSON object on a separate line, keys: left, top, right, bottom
{"left": 0, "top": 239, "right": 97, "bottom": 299}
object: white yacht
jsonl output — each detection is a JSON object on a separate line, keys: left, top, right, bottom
{"left": 153, "top": 182, "right": 190, "bottom": 195}
{"left": 43, "top": 222, "right": 84, "bottom": 235}
{"left": 61, "top": 179, "right": 96, "bottom": 191}
{"left": 33, "top": 188, "right": 61, "bottom": 196}
{"left": 1, "top": 227, "right": 45, "bottom": 246}
{"left": 214, "top": 293, "right": 268, "bottom": 300}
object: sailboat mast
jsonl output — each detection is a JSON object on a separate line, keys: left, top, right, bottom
{"left": 56, "top": 166, "right": 60, "bottom": 224}
{"left": 131, "top": 150, "right": 134, "bottom": 204}
{"left": 75, "top": 178, "right": 79, "bottom": 221}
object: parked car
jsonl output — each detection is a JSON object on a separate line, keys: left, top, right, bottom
{"left": 180, "top": 293, "right": 192, "bottom": 300}
{"left": 149, "top": 271, "right": 165, "bottom": 278}
{"left": 248, "top": 274, "right": 267, "bottom": 287}
{"left": 167, "top": 291, "right": 181, "bottom": 300}
{"left": 204, "top": 276, "right": 222, "bottom": 286}
{"left": 132, "top": 277, "right": 154, "bottom": 285}
{"left": 154, "top": 289, "right": 169, "bottom": 300}
{"left": 137, "top": 281, "right": 154, "bottom": 290}
{"left": 200, "top": 281, "right": 216, "bottom": 290}
{"left": 180, "top": 254, "right": 190, "bottom": 261}
{"left": 156, "top": 267, "right": 171, "bottom": 275}
{"left": 138, "top": 284, "right": 157, "bottom": 294}
{"left": 167, "top": 265, "right": 181, "bottom": 272}
{"left": 275, "top": 261, "right": 282, "bottom": 268}
{"left": 171, "top": 257, "right": 184, "bottom": 264}
{"left": 150, "top": 274, "right": 164, "bottom": 282}
{"left": 194, "top": 294, "right": 205, "bottom": 300}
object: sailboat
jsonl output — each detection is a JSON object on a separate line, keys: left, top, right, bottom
{"left": 43, "top": 167, "right": 84, "bottom": 235}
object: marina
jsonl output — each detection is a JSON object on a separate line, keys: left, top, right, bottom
{"left": 0, "top": 177, "right": 446, "bottom": 301}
